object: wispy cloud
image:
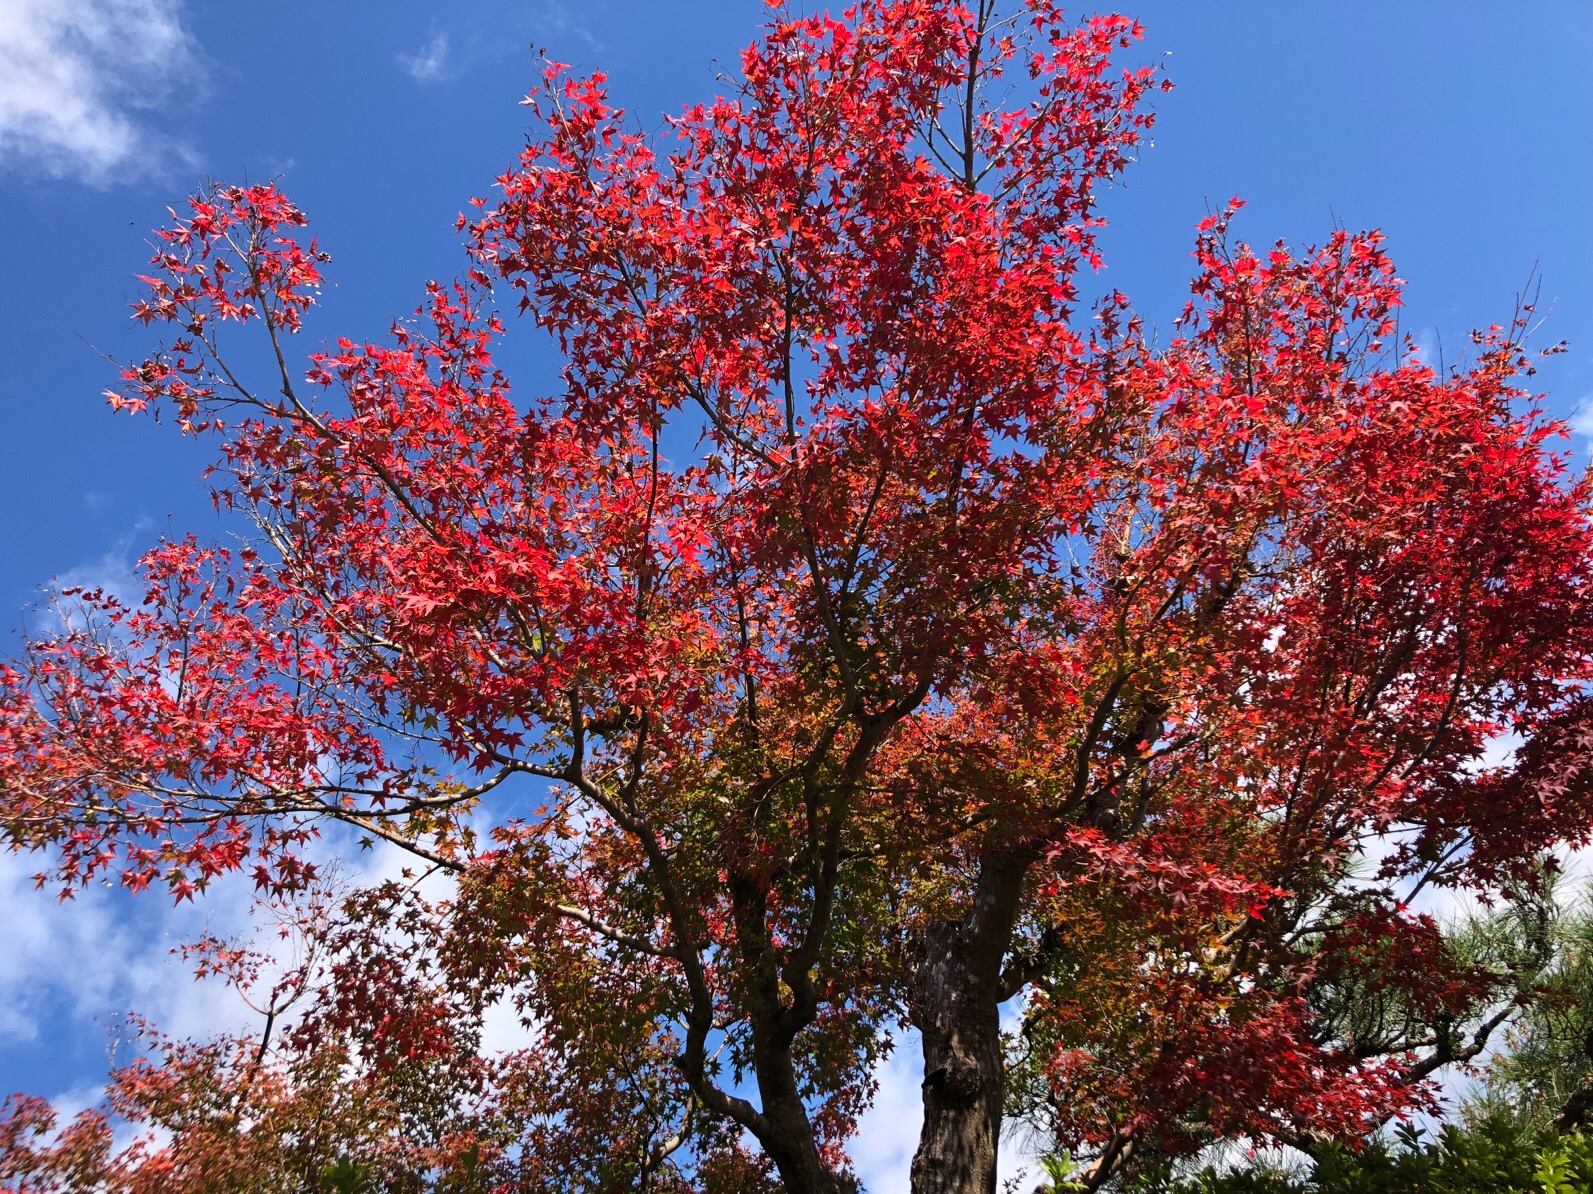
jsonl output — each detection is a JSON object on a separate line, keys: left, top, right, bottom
{"left": 534, "top": 0, "right": 602, "bottom": 53}
{"left": 1408, "top": 326, "right": 1443, "bottom": 371}
{"left": 398, "top": 31, "right": 451, "bottom": 83}
{"left": 23, "top": 524, "right": 152, "bottom": 645}
{"left": 1570, "top": 391, "right": 1593, "bottom": 450}
{"left": 0, "top": 0, "right": 201, "bottom": 184}
{"left": 0, "top": 849, "right": 258, "bottom": 1053}
{"left": 0, "top": 820, "right": 471, "bottom": 1099}
{"left": 851, "top": 1034, "right": 922, "bottom": 1192}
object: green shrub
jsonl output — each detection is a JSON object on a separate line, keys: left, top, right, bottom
{"left": 1122, "top": 1122, "right": 1593, "bottom": 1194}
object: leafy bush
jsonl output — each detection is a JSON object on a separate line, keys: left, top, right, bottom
{"left": 1120, "top": 1122, "right": 1593, "bottom": 1194}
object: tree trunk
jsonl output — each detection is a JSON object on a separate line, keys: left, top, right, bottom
{"left": 755, "top": 1038, "right": 859, "bottom": 1194}
{"left": 908, "top": 843, "right": 1035, "bottom": 1194}
{"left": 909, "top": 921, "right": 1008, "bottom": 1194}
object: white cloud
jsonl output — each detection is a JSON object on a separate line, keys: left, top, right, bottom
{"left": 534, "top": 0, "right": 602, "bottom": 53}
{"left": 53, "top": 532, "right": 145, "bottom": 602}
{"left": 0, "top": 0, "right": 201, "bottom": 184}
{"left": 398, "top": 31, "right": 450, "bottom": 83}
{"left": 25, "top": 527, "right": 148, "bottom": 644}
{"left": 1569, "top": 391, "right": 1593, "bottom": 451}
{"left": 0, "top": 825, "right": 465, "bottom": 1110}
{"left": 1407, "top": 327, "right": 1444, "bottom": 372}
{"left": 851, "top": 1034, "right": 922, "bottom": 1192}
{"left": 0, "top": 849, "right": 258, "bottom": 1056}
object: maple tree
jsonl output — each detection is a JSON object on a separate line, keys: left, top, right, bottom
{"left": 4, "top": 2, "right": 1593, "bottom": 1192}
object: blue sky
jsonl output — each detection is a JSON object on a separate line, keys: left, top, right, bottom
{"left": 0, "top": 1, "right": 1590, "bottom": 1186}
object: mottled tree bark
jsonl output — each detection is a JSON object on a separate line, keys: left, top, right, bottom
{"left": 908, "top": 843, "right": 1035, "bottom": 1194}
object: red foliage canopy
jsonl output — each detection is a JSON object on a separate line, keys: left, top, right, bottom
{"left": 4, "top": 3, "right": 1592, "bottom": 1191}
